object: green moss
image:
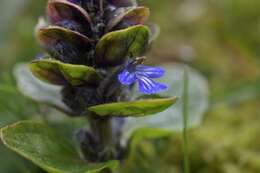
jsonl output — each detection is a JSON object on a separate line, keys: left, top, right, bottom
{"left": 122, "top": 100, "right": 260, "bottom": 173}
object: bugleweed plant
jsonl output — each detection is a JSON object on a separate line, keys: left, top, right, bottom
{"left": 0, "top": 0, "right": 182, "bottom": 172}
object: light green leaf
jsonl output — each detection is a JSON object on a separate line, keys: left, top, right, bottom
{"left": 120, "top": 128, "right": 174, "bottom": 173}
{"left": 127, "top": 128, "right": 173, "bottom": 151}
{"left": 88, "top": 97, "right": 178, "bottom": 117}
{"left": 13, "top": 63, "right": 69, "bottom": 112}
{"left": 0, "top": 144, "right": 42, "bottom": 173}
{"left": 30, "top": 59, "right": 101, "bottom": 86}
{"left": 122, "top": 63, "right": 209, "bottom": 141}
{"left": 0, "top": 121, "right": 119, "bottom": 173}
{"left": 95, "top": 25, "right": 150, "bottom": 66}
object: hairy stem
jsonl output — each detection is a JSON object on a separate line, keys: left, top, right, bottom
{"left": 89, "top": 116, "right": 116, "bottom": 161}
{"left": 99, "top": 118, "right": 113, "bottom": 146}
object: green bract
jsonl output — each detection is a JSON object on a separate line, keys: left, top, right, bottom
{"left": 88, "top": 97, "right": 178, "bottom": 117}
{"left": 30, "top": 59, "right": 101, "bottom": 86}
{"left": 95, "top": 25, "right": 150, "bottom": 66}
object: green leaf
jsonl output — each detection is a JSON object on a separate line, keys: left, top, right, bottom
{"left": 30, "top": 59, "right": 101, "bottom": 86}
{"left": 13, "top": 63, "right": 69, "bottom": 112}
{"left": 127, "top": 128, "right": 173, "bottom": 152}
{"left": 95, "top": 25, "right": 150, "bottom": 66}
{"left": 120, "top": 128, "right": 174, "bottom": 173}
{"left": 122, "top": 63, "right": 209, "bottom": 141}
{"left": 88, "top": 97, "right": 178, "bottom": 117}
{"left": 0, "top": 121, "right": 119, "bottom": 173}
{"left": 0, "top": 144, "right": 42, "bottom": 173}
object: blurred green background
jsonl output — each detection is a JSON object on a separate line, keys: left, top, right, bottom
{"left": 1, "top": 0, "right": 260, "bottom": 172}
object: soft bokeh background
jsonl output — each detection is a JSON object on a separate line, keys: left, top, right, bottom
{"left": 1, "top": 0, "right": 260, "bottom": 172}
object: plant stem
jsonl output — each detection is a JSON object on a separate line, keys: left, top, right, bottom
{"left": 99, "top": 118, "right": 113, "bottom": 147}
{"left": 89, "top": 116, "right": 115, "bottom": 161}
{"left": 182, "top": 66, "right": 190, "bottom": 173}
{"left": 90, "top": 116, "right": 113, "bottom": 146}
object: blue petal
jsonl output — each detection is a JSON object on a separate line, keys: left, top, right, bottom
{"left": 135, "top": 65, "right": 165, "bottom": 78}
{"left": 137, "top": 75, "right": 167, "bottom": 94}
{"left": 118, "top": 70, "right": 137, "bottom": 85}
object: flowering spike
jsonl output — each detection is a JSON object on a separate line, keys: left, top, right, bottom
{"left": 22, "top": 0, "right": 174, "bottom": 164}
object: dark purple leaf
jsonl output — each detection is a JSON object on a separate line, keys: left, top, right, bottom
{"left": 47, "top": 0, "right": 92, "bottom": 36}
{"left": 37, "top": 26, "right": 93, "bottom": 64}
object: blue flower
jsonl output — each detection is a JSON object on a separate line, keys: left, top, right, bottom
{"left": 118, "top": 60, "right": 167, "bottom": 94}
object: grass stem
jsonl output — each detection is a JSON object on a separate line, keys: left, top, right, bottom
{"left": 182, "top": 66, "right": 190, "bottom": 173}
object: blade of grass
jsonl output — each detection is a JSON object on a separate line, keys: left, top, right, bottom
{"left": 182, "top": 66, "right": 190, "bottom": 173}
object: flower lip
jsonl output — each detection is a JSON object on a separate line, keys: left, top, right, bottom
{"left": 137, "top": 75, "right": 167, "bottom": 94}
{"left": 118, "top": 58, "right": 167, "bottom": 94}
